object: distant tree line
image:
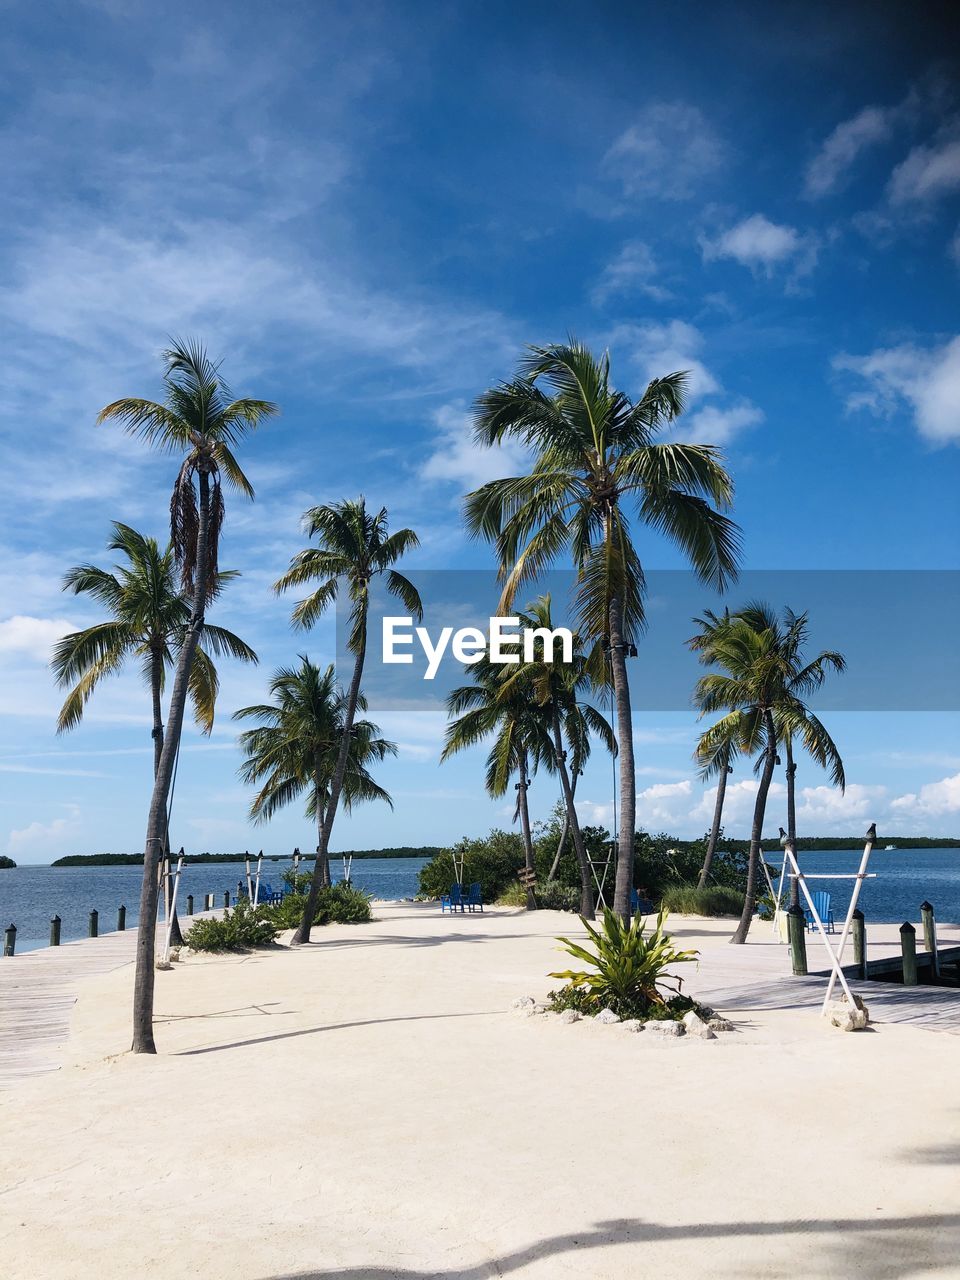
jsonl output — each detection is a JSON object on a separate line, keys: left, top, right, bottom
{"left": 49, "top": 847, "right": 441, "bottom": 867}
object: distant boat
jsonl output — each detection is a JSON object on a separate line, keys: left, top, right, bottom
{"left": 884, "top": 844, "right": 897, "bottom": 851}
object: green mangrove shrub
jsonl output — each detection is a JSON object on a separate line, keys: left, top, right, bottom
{"left": 266, "top": 881, "right": 372, "bottom": 929}
{"left": 184, "top": 897, "right": 279, "bottom": 953}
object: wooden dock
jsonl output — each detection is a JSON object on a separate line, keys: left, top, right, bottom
{"left": 0, "top": 929, "right": 138, "bottom": 1086}
{"left": 0, "top": 910, "right": 223, "bottom": 1089}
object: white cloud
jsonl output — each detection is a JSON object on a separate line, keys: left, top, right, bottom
{"left": 612, "top": 320, "right": 761, "bottom": 448}
{"left": 420, "top": 403, "right": 528, "bottom": 489}
{"left": 603, "top": 103, "right": 725, "bottom": 201}
{"left": 794, "top": 783, "right": 886, "bottom": 826}
{"left": 834, "top": 335, "right": 960, "bottom": 445}
{"left": 6, "top": 806, "right": 82, "bottom": 858}
{"left": 683, "top": 402, "right": 764, "bottom": 447}
{"left": 805, "top": 106, "right": 894, "bottom": 198}
{"left": 0, "top": 615, "right": 75, "bottom": 657}
{"left": 890, "top": 772, "right": 960, "bottom": 818}
{"left": 617, "top": 320, "right": 719, "bottom": 401}
{"left": 701, "top": 214, "right": 817, "bottom": 280}
{"left": 888, "top": 133, "right": 960, "bottom": 206}
{"left": 591, "top": 241, "right": 669, "bottom": 306}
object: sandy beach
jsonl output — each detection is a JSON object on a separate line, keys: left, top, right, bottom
{"left": 2, "top": 903, "right": 959, "bottom": 1280}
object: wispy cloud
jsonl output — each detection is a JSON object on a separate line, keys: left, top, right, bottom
{"left": 591, "top": 241, "right": 670, "bottom": 306}
{"left": 805, "top": 105, "right": 895, "bottom": 198}
{"left": 602, "top": 102, "right": 726, "bottom": 201}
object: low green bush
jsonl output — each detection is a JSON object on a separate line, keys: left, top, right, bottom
{"left": 264, "top": 881, "right": 373, "bottom": 930}
{"left": 535, "top": 880, "right": 581, "bottom": 912}
{"left": 659, "top": 884, "right": 745, "bottom": 917}
{"left": 184, "top": 897, "right": 279, "bottom": 952}
{"left": 546, "top": 984, "right": 704, "bottom": 1023}
{"left": 495, "top": 882, "right": 529, "bottom": 907}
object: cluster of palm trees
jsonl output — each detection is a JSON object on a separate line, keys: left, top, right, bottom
{"left": 52, "top": 337, "right": 848, "bottom": 1055}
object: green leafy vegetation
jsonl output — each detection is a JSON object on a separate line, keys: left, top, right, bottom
{"left": 549, "top": 907, "right": 699, "bottom": 1021}
{"left": 659, "top": 884, "right": 745, "bottom": 917}
{"left": 183, "top": 898, "right": 279, "bottom": 952}
{"left": 264, "top": 882, "right": 373, "bottom": 930}
{"left": 0, "top": 856, "right": 16, "bottom": 869}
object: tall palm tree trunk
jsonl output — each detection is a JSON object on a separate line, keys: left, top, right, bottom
{"left": 608, "top": 595, "right": 636, "bottom": 921}
{"left": 697, "top": 748, "right": 730, "bottom": 890}
{"left": 731, "top": 711, "right": 777, "bottom": 945}
{"left": 150, "top": 650, "right": 182, "bottom": 947}
{"left": 516, "top": 750, "right": 536, "bottom": 910}
{"left": 785, "top": 737, "right": 799, "bottom": 909}
{"left": 132, "top": 470, "right": 212, "bottom": 1053}
{"left": 551, "top": 711, "right": 594, "bottom": 919}
{"left": 314, "top": 755, "right": 332, "bottom": 888}
{"left": 294, "top": 623, "right": 367, "bottom": 944}
{"left": 547, "top": 776, "right": 576, "bottom": 882}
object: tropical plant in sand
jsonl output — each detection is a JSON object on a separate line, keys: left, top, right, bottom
{"left": 466, "top": 340, "right": 740, "bottom": 920}
{"left": 97, "top": 339, "right": 277, "bottom": 1053}
{"left": 234, "top": 656, "right": 396, "bottom": 886}
{"left": 550, "top": 907, "right": 698, "bottom": 1016}
{"left": 274, "top": 498, "right": 421, "bottom": 943}
{"left": 693, "top": 603, "right": 845, "bottom": 943}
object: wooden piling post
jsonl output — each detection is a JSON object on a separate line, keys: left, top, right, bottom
{"left": 117, "top": 905, "right": 126, "bottom": 932}
{"left": 900, "top": 921, "right": 918, "bottom": 986}
{"left": 186, "top": 894, "right": 194, "bottom": 915}
{"left": 50, "top": 915, "right": 61, "bottom": 947}
{"left": 223, "top": 890, "right": 230, "bottom": 908}
{"left": 920, "top": 901, "right": 940, "bottom": 978}
{"left": 3, "top": 924, "right": 16, "bottom": 957}
{"left": 852, "top": 909, "right": 867, "bottom": 980}
{"left": 787, "top": 905, "right": 807, "bottom": 976}
{"left": 88, "top": 909, "right": 98, "bottom": 938}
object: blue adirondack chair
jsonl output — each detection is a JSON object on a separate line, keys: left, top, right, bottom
{"left": 630, "top": 889, "right": 655, "bottom": 915}
{"left": 463, "top": 882, "right": 484, "bottom": 913}
{"left": 804, "top": 890, "right": 835, "bottom": 934}
{"left": 441, "top": 883, "right": 464, "bottom": 913}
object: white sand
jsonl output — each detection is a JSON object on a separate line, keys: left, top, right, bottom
{"left": 2, "top": 903, "right": 959, "bottom": 1279}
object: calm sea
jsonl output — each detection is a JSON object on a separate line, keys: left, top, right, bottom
{"left": 0, "top": 856, "right": 429, "bottom": 953}
{"left": 2, "top": 848, "right": 958, "bottom": 955}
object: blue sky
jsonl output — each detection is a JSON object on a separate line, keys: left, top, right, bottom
{"left": 1, "top": 0, "right": 958, "bottom": 863}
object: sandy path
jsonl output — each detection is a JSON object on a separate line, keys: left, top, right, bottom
{"left": 1, "top": 904, "right": 958, "bottom": 1279}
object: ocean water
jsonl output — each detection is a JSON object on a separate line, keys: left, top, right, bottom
{"left": 771, "top": 847, "right": 960, "bottom": 925}
{"left": 2, "top": 848, "right": 958, "bottom": 955}
{"left": 0, "top": 856, "right": 429, "bottom": 953}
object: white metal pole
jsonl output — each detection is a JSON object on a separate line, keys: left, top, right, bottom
{"left": 245, "top": 851, "right": 253, "bottom": 902}
{"left": 822, "top": 835, "right": 875, "bottom": 1008}
{"left": 785, "top": 842, "right": 856, "bottom": 1004}
{"left": 253, "top": 851, "right": 263, "bottom": 906}
{"left": 162, "top": 854, "right": 184, "bottom": 963}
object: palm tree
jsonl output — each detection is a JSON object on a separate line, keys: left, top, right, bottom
{"left": 689, "top": 608, "right": 739, "bottom": 890}
{"left": 274, "top": 498, "right": 421, "bottom": 943}
{"left": 505, "top": 595, "right": 616, "bottom": 916}
{"left": 442, "top": 654, "right": 543, "bottom": 909}
{"left": 694, "top": 603, "right": 845, "bottom": 943}
{"left": 465, "top": 341, "right": 740, "bottom": 920}
{"left": 98, "top": 340, "right": 277, "bottom": 1053}
{"left": 235, "top": 658, "right": 396, "bottom": 877}
{"left": 53, "top": 523, "right": 257, "bottom": 777}
{"left": 739, "top": 604, "right": 845, "bottom": 909}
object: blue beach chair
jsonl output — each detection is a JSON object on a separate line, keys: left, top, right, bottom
{"left": 441, "top": 883, "right": 464, "bottom": 913}
{"left": 463, "top": 882, "right": 484, "bottom": 913}
{"left": 804, "top": 890, "right": 835, "bottom": 934}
